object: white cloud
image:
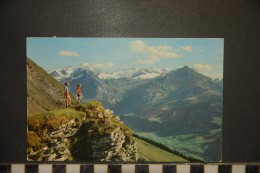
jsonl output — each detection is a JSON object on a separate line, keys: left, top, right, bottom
{"left": 181, "top": 46, "right": 193, "bottom": 52}
{"left": 129, "top": 40, "right": 146, "bottom": 53}
{"left": 192, "top": 63, "right": 212, "bottom": 74}
{"left": 211, "top": 73, "right": 223, "bottom": 79}
{"left": 92, "top": 62, "right": 115, "bottom": 68}
{"left": 58, "top": 50, "right": 79, "bottom": 57}
{"left": 192, "top": 64, "right": 223, "bottom": 79}
{"left": 129, "top": 40, "right": 181, "bottom": 64}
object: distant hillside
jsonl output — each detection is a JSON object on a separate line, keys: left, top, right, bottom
{"left": 115, "top": 67, "right": 222, "bottom": 161}
{"left": 133, "top": 136, "right": 190, "bottom": 162}
{"left": 133, "top": 134, "right": 207, "bottom": 162}
{"left": 27, "top": 58, "right": 76, "bottom": 115}
{"left": 114, "top": 66, "right": 222, "bottom": 114}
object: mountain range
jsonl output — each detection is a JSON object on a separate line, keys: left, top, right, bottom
{"left": 48, "top": 64, "right": 170, "bottom": 80}
{"left": 48, "top": 62, "right": 223, "bottom": 161}
{"left": 27, "top": 58, "right": 194, "bottom": 162}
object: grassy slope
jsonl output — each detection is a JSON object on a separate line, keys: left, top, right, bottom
{"left": 137, "top": 131, "right": 221, "bottom": 161}
{"left": 133, "top": 137, "right": 188, "bottom": 162}
{"left": 27, "top": 58, "right": 64, "bottom": 91}
{"left": 27, "top": 58, "right": 77, "bottom": 115}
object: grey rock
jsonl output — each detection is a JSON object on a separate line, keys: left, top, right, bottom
{"left": 47, "top": 153, "right": 57, "bottom": 161}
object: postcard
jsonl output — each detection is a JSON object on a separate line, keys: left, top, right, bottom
{"left": 26, "top": 38, "right": 223, "bottom": 162}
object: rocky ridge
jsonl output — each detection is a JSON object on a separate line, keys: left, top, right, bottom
{"left": 27, "top": 101, "right": 138, "bottom": 162}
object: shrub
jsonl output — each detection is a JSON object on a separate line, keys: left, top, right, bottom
{"left": 27, "top": 131, "right": 45, "bottom": 151}
{"left": 27, "top": 115, "right": 45, "bottom": 131}
{"left": 45, "top": 115, "right": 69, "bottom": 131}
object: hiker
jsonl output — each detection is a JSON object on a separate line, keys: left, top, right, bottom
{"left": 76, "top": 83, "right": 82, "bottom": 104}
{"left": 64, "top": 82, "right": 71, "bottom": 108}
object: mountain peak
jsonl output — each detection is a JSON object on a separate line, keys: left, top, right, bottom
{"left": 173, "top": 66, "right": 201, "bottom": 77}
{"left": 179, "top": 66, "right": 194, "bottom": 71}
{"left": 166, "top": 66, "right": 194, "bottom": 75}
{"left": 78, "top": 63, "right": 93, "bottom": 69}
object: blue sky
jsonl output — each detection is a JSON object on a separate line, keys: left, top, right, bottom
{"left": 27, "top": 38, "right": 224, "bottom": 79}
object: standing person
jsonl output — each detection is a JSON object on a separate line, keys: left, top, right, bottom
{"left": 64, "top": 82, "right": 71, "bottom": 108}
{"left": 76, "top": 83, "right": 82, "bottom": 104}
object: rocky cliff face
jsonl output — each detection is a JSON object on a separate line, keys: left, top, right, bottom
{"left": 27, "top": 113, "right": 84, "bottom": 161}
{"left": 89, "top": 127, "right": 138, "bottom": 161}
{"left": 27, "top": 101, "right": 138, "bottom": 162}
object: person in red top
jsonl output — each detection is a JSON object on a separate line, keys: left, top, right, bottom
{"left": 76, "top": 83, "right": 82, "bottom": 104}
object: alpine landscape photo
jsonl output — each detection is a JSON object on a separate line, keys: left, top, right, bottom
{"left": 27, "top": 38, "right": 223, "bottom": 162}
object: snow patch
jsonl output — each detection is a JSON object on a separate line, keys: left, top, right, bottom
{"left": 49, "top": 63, "right": 171, "bottom": 81}
{"left": 98, "top": 68, "right": 170, "bottom": 79}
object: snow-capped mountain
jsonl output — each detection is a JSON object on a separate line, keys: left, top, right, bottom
{"left": 48, "top": 63, "right": 170, "bottom": 81}
{"left": 48, "top": 63, "right": 100, "bottom": 81}
{"left": 98, "top": 68, "right": 170, "bottom": 79}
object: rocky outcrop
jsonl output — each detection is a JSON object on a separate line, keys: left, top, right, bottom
{"left": 27, "top": 115, "right": 85, "bottom": 161}
{"left": 90, "top": 127, "right": 138, "bottom": 161}
{"left": 27, "top": 101, "right": 139, "bottom": 162}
